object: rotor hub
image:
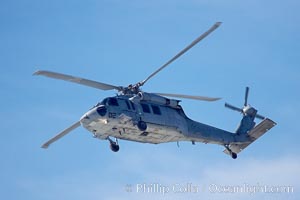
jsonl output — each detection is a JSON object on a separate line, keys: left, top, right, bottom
{"left": 243, "top": 106, "right": 257, "bottom": 117}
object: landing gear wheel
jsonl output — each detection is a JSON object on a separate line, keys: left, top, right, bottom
{"left": 224, "top": 144, "right": 237, "bottom": 159}
{"left": 110, "top": 142, "right": 120, "bottom": 152}
{"left": 231, "top": 152, "right": 237, "bottom": 159}
{"left": 137, "top": 121, "right": 147, "bottom": 131}
{"left": 108, "top": 137, "right": 120, "bottom": 152}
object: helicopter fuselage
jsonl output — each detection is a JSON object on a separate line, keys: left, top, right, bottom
{"left": 80, "top": 94, "right": 240, "bottom": 146}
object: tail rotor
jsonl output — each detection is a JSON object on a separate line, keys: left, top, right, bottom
{"left": 225, "top": 87, "right": 265, "bottom": 120}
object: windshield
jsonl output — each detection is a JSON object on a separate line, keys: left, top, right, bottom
{"left": 90, "top": 98, "right": 108, "bottom": 110}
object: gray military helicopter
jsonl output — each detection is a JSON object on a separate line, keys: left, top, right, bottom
{"left": 34, "top": 22, "right": 276, "bottom": 159}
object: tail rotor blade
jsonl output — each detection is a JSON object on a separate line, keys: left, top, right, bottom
{"left": 244, "top": 87, "right": 249, "bottom": 106}
{"left": 225, "top": 103, "right": 243, "bottom": 113}
{"left": 255, "top": 114, "right": 265, "bottom": 120}
{"left": 226, "top": 87, "right": 267, "bottom": 120}
{"left": 41, "top": 121, "right": 81, "bottom": 149}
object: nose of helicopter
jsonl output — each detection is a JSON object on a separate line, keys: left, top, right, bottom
{"left": 80, "top": 106, "right": 107, "bottom": 124}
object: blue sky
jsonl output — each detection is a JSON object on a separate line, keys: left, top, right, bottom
{"left": 1, "top": 0, "right": 299, "bottom": 199}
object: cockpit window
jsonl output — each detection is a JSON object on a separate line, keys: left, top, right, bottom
{"left": 100, "top": 98, "right": 108, "bottom": 106}
{"left": 108, "top": 98, "right": 119, "bottom": 106}
{"left": 141, "top": 103, "right": 151, "bottom": 113}
{"left": 91, "top": 99, "right": 107, "bottom": 109}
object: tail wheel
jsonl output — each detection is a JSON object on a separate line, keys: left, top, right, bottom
{"left": 231, "top": 152, "right": 237, "bottom": 159}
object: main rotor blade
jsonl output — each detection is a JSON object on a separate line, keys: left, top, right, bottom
{"left": 139, "top": 22, "right": 222, "bottom": 86}
{"left": 34, "top": 70, "right": 122, "bottom": 91}
{"left": 225, "top": 103, "right": 243, "bottom": 113}
{"left": 41, "top": 121, "right": 81, "bottom": 149}
{"left": 244, "top": 87, "right": 249, "bottom": 106}
{"left": 155, "top": 92, "right": 221, "bottom": 101}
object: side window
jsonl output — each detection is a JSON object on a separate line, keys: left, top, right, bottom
{"left": 141, "top": 103, "right": 151, "bottom": 113}
{"left": 151, "top": 105, "right": 161, "bottom": 115}
{"left": 108, "top": 98, "right": 119, "bottom": 106}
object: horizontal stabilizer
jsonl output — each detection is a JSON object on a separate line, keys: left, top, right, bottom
{"left": 224, "top": 118, "right": 276, "bottom": 155}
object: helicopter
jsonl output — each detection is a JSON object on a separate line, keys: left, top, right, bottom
{"left": 34, "top": 22, "right": 276, "bottom": 159}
